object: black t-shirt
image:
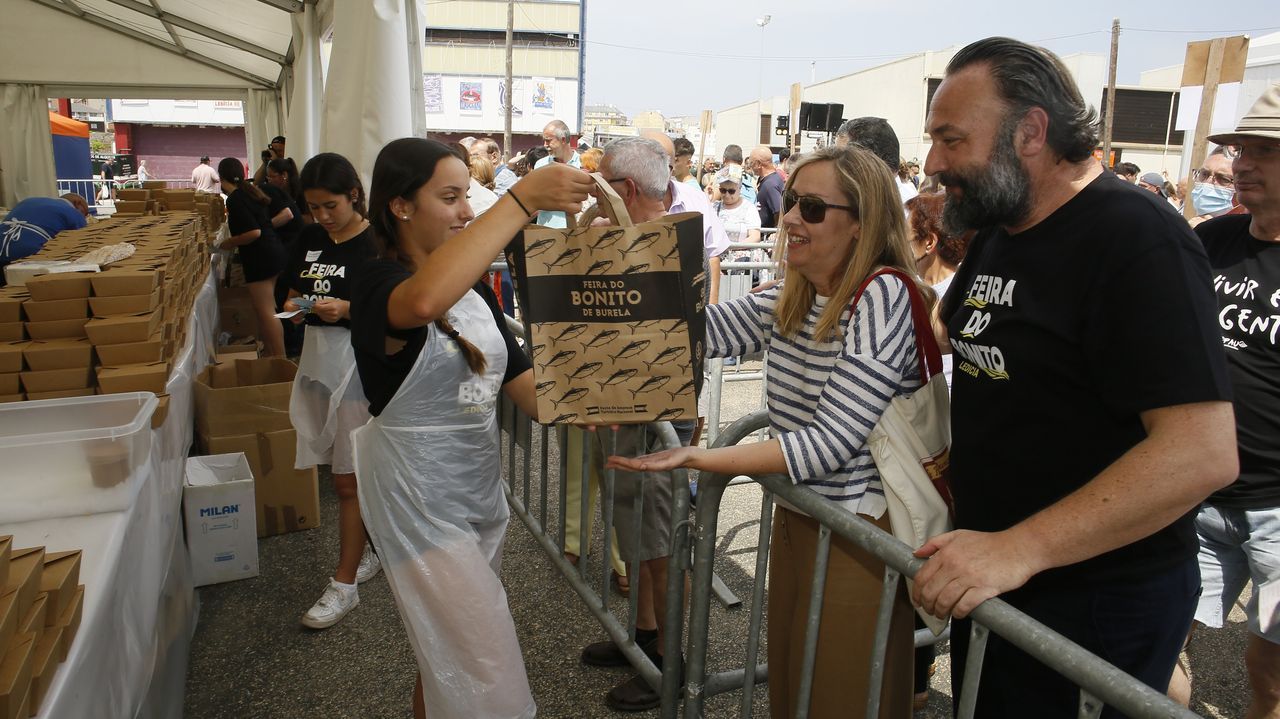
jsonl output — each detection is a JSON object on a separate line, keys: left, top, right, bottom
{"left": 287, "top": 224, "right": 377, "bottom": 328}
{"left": 1198, "top": 214, "right": 1280, "bottom": 508}
{"left": 261, "top": 183, "right": 305, "bottom": 247}
{"left": 225, "top": 188, "right": 275, "bottom": 240}
{"left": 942, "top": 172, "right": 1231, "bottom": 591}
{"left": 758, "top": 171, "right": 784, "bottom": 228}
{"left": 350, "top": 259, "right": 532, "bottom": 416}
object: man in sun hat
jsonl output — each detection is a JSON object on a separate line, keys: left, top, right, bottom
{"left": 1169, "top": 83, "right": 1280, "bottom": 717}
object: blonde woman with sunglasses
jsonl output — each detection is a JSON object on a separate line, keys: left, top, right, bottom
{"left": 609, "top": 144, "right": 932, "bottom": 718}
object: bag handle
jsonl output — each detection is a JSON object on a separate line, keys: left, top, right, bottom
{"left": 575, "top": 172, "right": 634, "bottom": 229}
{"left": 850, "top": 267, "right": 944, "bottom": 382}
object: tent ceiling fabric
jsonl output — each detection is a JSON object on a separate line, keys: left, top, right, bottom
{"left": 13, "top": 0, "right": 296, "bottom": 89}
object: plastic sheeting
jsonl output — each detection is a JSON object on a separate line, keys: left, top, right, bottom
{"left": 0, "top": 85, "right": 58, "bottom": 207}
{"left": 0, "top": 268, "right": 218, "bottom": 719}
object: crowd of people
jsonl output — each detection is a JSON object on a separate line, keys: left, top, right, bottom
{"left": 3, "top": 31, "right": 1277, "bottom": 719}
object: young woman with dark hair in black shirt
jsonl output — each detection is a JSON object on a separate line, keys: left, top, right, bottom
{"left": 348, "top": 137, "right": 591, "bottom": 719}
{"left": 283, "top": 152, "right": 379, "bottom": 630}
{"left": 217, "top": 157, "right": 286, "bottom": 356}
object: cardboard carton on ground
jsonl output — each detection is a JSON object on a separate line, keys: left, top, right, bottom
{"left": 22, "top": 339, "right": 92, "bottom": 372}
{"left": 184, "top": 453, "right": 260, "bottom": 586}
{"left": 2, "top": 549, "right": 42, "bottom": 630}
{"left": 216, "top": 286, "right": 259, "bottom": 339}
{"left": 54, "top": 586, "right": 82, "bottom": 661}
{"left": 194, "top": 359, "right": 296, "bottom": 438}
{"left": 84, "top": 312, "right": 161, "bottom": 346}
{"left": 19, "top": 367, "right": 93, "bottom": 394}
{"left": 0, "top": 326, "right": 22, "bottom": 343}
{"left": 19, "top": 299, "right": 86, "bottom": 323}
{"left": 24, "top": 389, "right": 92, "bottom": 401}
{"left": 23, "top": 319, "right": 88, "bottom": 342}
{"left": 87, "top": 288, "right": 161, "bottom": 317}
{"left": 96, "top": 362, "right": 169, "bottom": 395}
{"left": 0, "top": 344, "right": 24, "bottom": 374}
{"left": 0, "top": 632, "right": 33, "bottom": 719}
{"left": 37, "top": 552, "right": 79, "bottom": 624}
{"left": 90, "top": 270, "right": 161, "bottom": 298}
{"left": 26, "top": 627, "right": 60, "bottom": 716}
{"left": 23, "top": 274, "right": 92, "bottom": 302}
{"left": 199, "top": 429, "right": 320, "bottom": 537}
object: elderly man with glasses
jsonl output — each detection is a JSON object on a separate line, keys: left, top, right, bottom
{"left": 1189, "top": 145, "right": 1239, "bottom": 227}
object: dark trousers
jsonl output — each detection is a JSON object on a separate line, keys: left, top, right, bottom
{"left": 950, "top": 559, "right": 1199, "bottom": 718}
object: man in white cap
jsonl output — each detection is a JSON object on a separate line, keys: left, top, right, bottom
{"left": 1170, "top": 83, "right": 1280, "bottom": 718}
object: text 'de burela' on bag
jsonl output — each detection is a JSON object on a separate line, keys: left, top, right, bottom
{"left": 506, "top": 173, "right": 707, "bottom": 425}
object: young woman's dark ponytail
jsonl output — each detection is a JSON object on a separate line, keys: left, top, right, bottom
{"left": 217, "top": 157, "right": 269, "bottom": 205}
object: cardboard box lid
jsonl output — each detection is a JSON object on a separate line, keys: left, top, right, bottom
{"left": 19, "top": 366, "right": 94, "bottom": 394}
{"left": 0, "top": 631, "right": 34, "bottom": 717}
{"left": 20, "top": 298, "right": 87, "bottom": 323}
{"left": 87, "top": 287, "right": 161, "bottom": 317}
{"left": 37, "top": 552, "right": 79, "bottom": 621}
{"left": 85, "top": 312, "right": 161, "bottom": 346}
{"left": 22, "top": 339, "right": 92, "bottom": 371}
{"left": 23, "top": 273, "right": 93, "bottom": 301}
{"left": 0, "top": 343, "right": 25, "bottom": 374}
{"left": 96, "top": 362, "right": 169, "bottom": 395}
{"left": 91, "top": 270, "right": 161, "bottom": 297}
{"left": 23, "top": 318, "right": 89, "bottom": 341}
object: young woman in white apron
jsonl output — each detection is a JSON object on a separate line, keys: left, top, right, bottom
{"left": 349, "top": 138, "right": 593, "bottom": 719}
{"left": 281, "top": 153, "right": 379, "bottom": 629}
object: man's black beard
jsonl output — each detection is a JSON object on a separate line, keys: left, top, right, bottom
{"left": 939, "top": 118, "right": 1032, "bottom": 234}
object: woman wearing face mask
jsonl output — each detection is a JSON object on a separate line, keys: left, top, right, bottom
{"left": 349, "top": 137, "right": 592, "bottom": 719}
{"left": 282, "top": 153, "right": 380, "bottom": 630}
{"left": 1189, "top": 147, "right": 1238, "bottom": 228}
{"left": 610, "top": 145, "right": 932, "bottom": 718}
{"left": 218, "top": 157, "right": 287, "bottom": 357}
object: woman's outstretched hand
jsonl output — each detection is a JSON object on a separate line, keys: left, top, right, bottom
{"left": 606, "top": 446, "right": 701, "bottom": 473}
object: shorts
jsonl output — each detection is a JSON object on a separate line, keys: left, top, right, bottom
{"left": 1194, "top": 502, "right": 1280, "bottom": 642}
{"left": 238, "top": 234, "right": 287, "bottom": 283}
{"left": 598, "top": 425, "right": 677, "bottom": 563}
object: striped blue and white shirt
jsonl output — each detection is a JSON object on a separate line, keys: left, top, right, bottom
{"left": 705, "top": 275, "right": 921, "bottom": 517}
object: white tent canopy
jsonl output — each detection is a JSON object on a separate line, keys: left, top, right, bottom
{"left": 0, "top": 0, "right": 424, "bottom": 207}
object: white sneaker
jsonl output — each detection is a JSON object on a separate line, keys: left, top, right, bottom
{"left": 300, "top": 579, "right": 359, "bottom": 629}
{"left": 355, "top": 545, "right": 381, "bottom": 584}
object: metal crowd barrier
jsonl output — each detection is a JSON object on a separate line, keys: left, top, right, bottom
{"left": 683, "top": 410, "right": 1204, "bottom": 719}
{"left": 55, "top": 178, "right": 198, "bottom": 216}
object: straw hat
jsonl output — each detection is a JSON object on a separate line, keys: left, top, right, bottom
{"left": 1209, "top": 83, "right": 1280, "bottom": 143}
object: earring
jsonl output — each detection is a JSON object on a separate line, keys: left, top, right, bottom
{"left": 401, "top": 215, "right": 409, "bottom": 221}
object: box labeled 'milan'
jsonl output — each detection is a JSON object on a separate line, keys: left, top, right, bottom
{"left": 507, "top": 183, "right": 707, "bottom": 425}
{"left": 184, "top": 453, "right": 260, "bottom": 586}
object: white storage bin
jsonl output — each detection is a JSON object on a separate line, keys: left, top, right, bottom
{"left": 0, "top": 392, "right": 158, "bottom": 523}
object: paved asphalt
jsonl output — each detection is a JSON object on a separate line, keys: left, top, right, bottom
{"left": 185, "top": 360, "right": 1251, "bottom": 718}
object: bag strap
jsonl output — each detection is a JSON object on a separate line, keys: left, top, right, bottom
{"left": 849, "top": 267, "right": 944, "bottom": 382}
{"left": 575, "top": 172, "right": 634, "bottom": 229}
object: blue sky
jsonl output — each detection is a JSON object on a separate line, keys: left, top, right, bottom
{"left": 582, "top": 0, "right": 1280, "bottom": 117}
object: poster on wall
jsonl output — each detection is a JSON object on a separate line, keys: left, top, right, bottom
{"left": 460, "top": 81, "right": 484, "bottom": 115}
{"left": 532, "top": 77, "right": 555, "bottom": 114}
{"left": 499, "top": 79, "right": 525, "bottom": 118}
{"left": 424, "top": 75, "right": 444, "bottom": 114}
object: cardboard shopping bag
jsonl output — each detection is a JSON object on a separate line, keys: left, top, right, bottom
{"left": 506, "top": 175, "right": 707, "bottom": 425}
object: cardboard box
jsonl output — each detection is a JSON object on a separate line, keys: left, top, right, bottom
{"left": 94, "top": 333, "right": 164, "bottom": 366}
{"left": 19, "top": 367, "right": 93, "bottom": 394}
{"left": 0, "top": 395, "right": 21, "bottom": 405}
{"left": 24, "top": 389, "right": 92, "bottom": 401}
{"left": 151, "top": 394, "right": 170, "bottom": 429}
{"left": 26, "top": 628, "right": 60, "bottom": 716}
{"left": 214, "top": 342, "right": 259, "bottom": 364}
{"left": 0, "top": 590, "right": 16, "bottom": 663}
{"left": 2, "top": 549, "right": 42, "bottom": 625}
{"left": 113, "top": 201, "right": 146, "bottom": 214}
{"left": 0, "top": 632, "right": 33, "bottom": 719}
{"left": 54, "top": 586, "right": 82, "bottom": 661}
{"left": 115, "top": 189, "right": 149, "bottom": 201}
{"left": 194, "top": 359, "right": 296, "bottom": 438}
{"left": 16, "top": 595, "right": 44, "bottom": 643}
{"left": 36, "top": 552, "right": 78, "bottom": 624}
{"left": 0, "top": 537, "right": 9, "bottom": 588}
{"left": 0, "top": 299, "right": 22, "bottom": 324}
{"left": 217, "top": 286, "right": 260, "bottom": 339}
{"left": 23, "top": 274, "right": 92, "bottom": 302}
{"left": 91, "top": 270, "right": 160, "bottom": 298}
{"left": 184, "top": 454, "right": 260, "bottom": 586}
{"left": 87, "top": 288, "right": 161, "bottom": 317}
{"left": 23, "top": 319, "right": 88, "bottom": 341}
{"left": 23, "top": 339, "right": 92, "bottom": 371}
{"left": 20, "top": 299, "right": 86, "bottom": 323}
{"left": 84, "top": 312, "right": 161, "bottom": 346}
{"left": 96, "top": 362, "right": 169, "bottom": 395}
{"left": 0, "top": 344, "right": 24, "bottom": 374}
{"left": 0, "top": 376, "right": 16, "bottom": 396}
{"left": 0, "top": 326, "right": 21, "bottom": 343}
{"left": 199, "top": 429, "right": 320, "bottom": 537}
{"left": 141, "top": 181, "right": 167, "bottom": 190}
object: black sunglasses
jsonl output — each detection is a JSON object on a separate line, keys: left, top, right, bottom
{"left": 782, "top": 191, "right": 857, "bottom": 223}
{"left": 720, "top": 187, "right": 738, "bottom": 195}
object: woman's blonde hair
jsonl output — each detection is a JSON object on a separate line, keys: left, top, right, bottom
{"left": 470, "top": 155, "right": 496, "bottom": 191}
{"left": 579, "top": 147, "right": 605, "bottom": 173}
{"left": 772, "top": 145, "right": 932, "bottom": 343}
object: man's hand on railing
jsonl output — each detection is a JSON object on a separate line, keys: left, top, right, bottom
{"left": 909, "top": 528, "right": 1040, "bottom": 620}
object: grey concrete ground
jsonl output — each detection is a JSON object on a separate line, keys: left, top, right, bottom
{"left": 185, "top": 360, "right": 1251, "bottom": 718}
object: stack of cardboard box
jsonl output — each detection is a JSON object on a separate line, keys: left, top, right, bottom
{"left": 194, "top": 359, "right": 319, "bottom": 537}
{"left": 0, "top": 214, "right": 211, "bottom": 412}
{"left": 0, "top": 538, "right": 83, "bottom": 718}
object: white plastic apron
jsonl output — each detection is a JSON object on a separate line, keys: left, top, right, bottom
{"left": 353, "top": 290, "right": 535, "bottom": 719}
{"left": 291, "top": 325, "right": 362, "bottom": 469}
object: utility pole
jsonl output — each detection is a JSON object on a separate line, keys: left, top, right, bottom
{"left": 1101, "top": 18, "right": 1119, "bottom": 169}
{"left": 503, "top": 0, "right": 514, "bottom": 161}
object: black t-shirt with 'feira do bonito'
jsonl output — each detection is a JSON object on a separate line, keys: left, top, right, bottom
{"left": 941, "top": 172, "right": 1231, "bottom": 593}
{"left": 1198, "top": 213, "right": 1280, "bottom": 509}
{"left": 287, "top": 223, "right": 377, "bottom": 328}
